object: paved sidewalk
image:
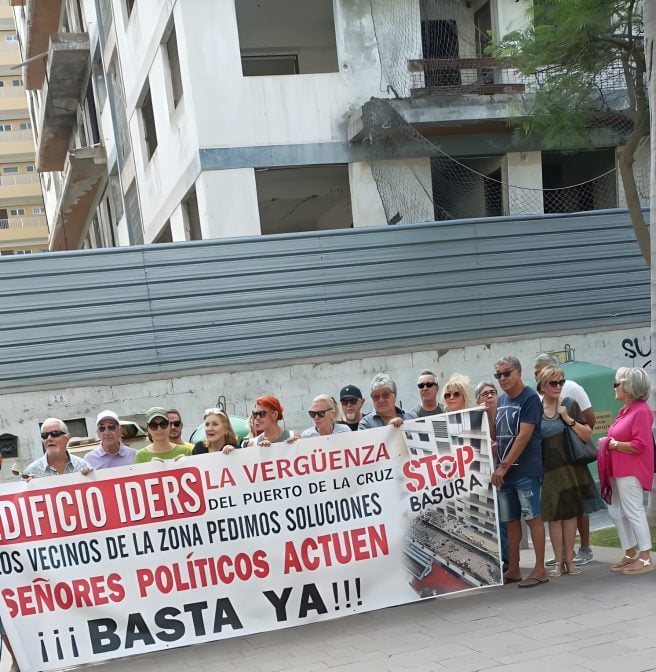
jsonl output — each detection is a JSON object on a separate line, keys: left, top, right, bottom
{"left": 3, "top": 546, "right": 655, "bottom": 672}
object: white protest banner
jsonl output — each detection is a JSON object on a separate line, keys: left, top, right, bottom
{"left": 0, "top": 413, "right": 500, "bottom": 672}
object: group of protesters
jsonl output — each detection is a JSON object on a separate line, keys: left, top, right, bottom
{"left": 2, "top": 353, "right": 652, "bottom": 668}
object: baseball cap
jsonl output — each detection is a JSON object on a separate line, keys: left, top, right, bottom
{"left": 340, "top": 385, "right": 363, "bottom": 401}
{"left": 146, "top": 407, "right": 169, "bottom": 425}
{"left": 96, "top": 410, "right": 119, "bottom": 426}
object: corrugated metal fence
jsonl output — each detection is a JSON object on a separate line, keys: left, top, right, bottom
{"left": 0, "top": 209, "right": 649, "bottom": 390}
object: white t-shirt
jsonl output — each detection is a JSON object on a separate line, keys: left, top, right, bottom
{"left": 562, "top": 379, "right": 592, "bottom": 411}
{"left": 301, "top": 423, "right": 352, "bottom": 438}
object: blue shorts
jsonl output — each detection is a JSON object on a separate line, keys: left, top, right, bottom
{"left": 498, "top": 476, "right": 543, "bottom": 523}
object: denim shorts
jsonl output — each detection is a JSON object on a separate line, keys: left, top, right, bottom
{"left": 498, "top": 476, "right": 543, "bottom": 523}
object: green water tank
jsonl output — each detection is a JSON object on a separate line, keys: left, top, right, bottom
{"left": 561, "top": 361, "right": 622, "bottom": 439}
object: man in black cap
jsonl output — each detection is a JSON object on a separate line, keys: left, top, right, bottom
{"left": 338, "top": 384, "right": 365, "bottom": 431}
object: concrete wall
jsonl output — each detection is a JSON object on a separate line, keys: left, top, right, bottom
{"left": 1, "top": 324, "right": 648, "bottom": 481}
{"left": 502, "top": 151, "right": 544, "bottom": 215}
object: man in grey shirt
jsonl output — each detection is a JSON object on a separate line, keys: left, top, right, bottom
{"left": 359, "top": 374, "right": 417, "bottom": 429}
{"left": 413, "top": 369, "right": 444, "bottom": 417}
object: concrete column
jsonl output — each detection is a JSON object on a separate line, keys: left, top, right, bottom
{"left": 169, "top": 203, "right": 190, "bottom": 242}
{"left": 502, "top": 151, "right": 544, "bottom": 215}
{"left": 349, "top": 162, "right": 387, "bottom": 227}
{"left": 195, "top": 169, "right": 261, "bottom": 239}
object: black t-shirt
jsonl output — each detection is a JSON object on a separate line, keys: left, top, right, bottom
{"left": 337, "top": 421, "right": 357, "bottom": 431}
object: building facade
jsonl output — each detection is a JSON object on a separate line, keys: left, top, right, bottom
{"left": 0, "top": 0, "right": 46, "bottom": 255}
{"left": 10, "top": 0, "right": 644, "bottom": 250}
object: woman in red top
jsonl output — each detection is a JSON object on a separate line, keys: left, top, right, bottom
{"left": 604, "top": 367, "right": 654, "bottom": 575}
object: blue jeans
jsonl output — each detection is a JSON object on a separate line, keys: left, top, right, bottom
{"left": 498, "top": 476, "right": 543, "bottom": 523}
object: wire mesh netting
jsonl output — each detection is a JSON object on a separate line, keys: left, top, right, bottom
{"left": 362, "top": 0, "right": 648, "bottom": 225}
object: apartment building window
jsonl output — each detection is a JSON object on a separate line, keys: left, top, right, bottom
{"left": 125, "top": 180, "right": 143, "bottom": 245}
{"left": 26, "top": 165, "right": 35, "bottom": 172}
{"left": 0, "top": 124, "right": 12, "bottom": 131}
{"left": 16, "top": 250, "right": 32, "bottom": 254}
{"left": 33, "top": 207, "right": 45, "bottom": 215}
{"left": 138, "top": 84, "right": 157, "bottom": 160}
{"left": 236, "top": 0, "right": 338, "bottom": 75}
{"left": 19, "top": 122, "right": 32, "bottom": 130}
{"left": 0, "top": 82, "right": 3, "bottom": 87}
{"left": 12, "top": 80, "right": 22, "bottom": 87}
{"left": 164, "top": 23, "right": 183, "bottom": 108}
{"left": 5, "top": 35, "right": 18, "bottom": 42}
{"left": 10, "top": 209, "right": 26, "bottom": 216}
{"left": 4, "top": 167, "right": 18, "bottom": 174}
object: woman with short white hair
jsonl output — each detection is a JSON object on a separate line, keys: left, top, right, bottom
{"left": 604, "top": 367, "right": 654, "bottom": 575}
{"left": 302, "top": 395, "right": 352, "bottom": 437}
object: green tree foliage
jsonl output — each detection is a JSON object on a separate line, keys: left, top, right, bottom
{"left": 493, "top": 0, "right": 649, "bottom": 261}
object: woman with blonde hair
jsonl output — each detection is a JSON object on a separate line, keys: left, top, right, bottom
{"left": 192, "top": 408, "right": 238, "bottom": 455}
{"left": 302, "top": 395, "right": 352, "bottom": 437}
{"left": 442, "top": 373, "right": 473, "bottom": 411}
{"left": 537, "top": 366, "right": 600, "bottom": 576}
{"left": 604, "top": 367, "right": 654, "bottom": 575}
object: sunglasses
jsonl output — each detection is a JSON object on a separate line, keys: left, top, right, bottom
{"left": 148, "top": 420, "right": 169, "bottom": 430}
{"left": 41, "top": 430, "right": 66, "bottom": 440}
{"left": 546, "top": 379, "right": 566, "bottom": 388}
{"left": 478, "top": 389, "right": 497, "bottom": 398}
{"left": 252, "top": 410, "right": 268, "bottom": 418}
{"left": 494, "top": 369, "right": 516, "bottom": 380}
{"left": 341, "top": 398, "right": 359, "bottom": 405}
{"left": 97, "top": 423, "right": 118, "bottom": 432}
{"left": 613, "top": 382, "right": 622, "bottom": 388}
{"left": 170, "top": 420, "right": 182, "bottom": 427}
{"left": 417, "top": 382, "right": 436, "bottom": 389}
{"left": 308, "top": 410, "right": 330, "bottom": 419}
{"left": 444, "top": 391, "right": 461, "bottom": 399}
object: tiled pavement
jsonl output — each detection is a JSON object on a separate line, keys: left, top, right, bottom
{"left": 4, "top": 545, "right": 656, "bottom": 672}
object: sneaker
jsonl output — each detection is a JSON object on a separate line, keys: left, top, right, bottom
{"left": 573, "top": 547, "right": 593, "bottom": 565}
{"left": 545, "top": 557, "right": 557, "bottom": 567}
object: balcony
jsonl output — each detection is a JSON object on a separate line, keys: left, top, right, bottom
{"left": 36, "top": 33, "right": 90, "bottom": 171}
{"left": 0, "top": 216, "right": 47, "bottom": 230}
{"left": 24, "top": 0, "right": 64, "bottom": 90}
{"left": 0, "top": 172, "right": 42, "bottom": 205}
{"left": 0, "top": 87, "right": 29, "bottom": 120}
{"left": 50, "top": 145, "right": 107, "bottom": 251}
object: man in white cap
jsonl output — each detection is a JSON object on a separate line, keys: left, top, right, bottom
{"left": 85, "top": 410, "right": 137, "bottom": 470}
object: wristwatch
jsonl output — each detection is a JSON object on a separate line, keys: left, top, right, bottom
{"left": 610, "top": 439, "right": 618, "bottom": 449}
{"left": 567, "top": 419, "right": 575, "bottom": 427}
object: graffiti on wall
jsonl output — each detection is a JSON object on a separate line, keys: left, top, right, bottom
{"left": 621, "top": 337, "right": 651, "bottom": 368}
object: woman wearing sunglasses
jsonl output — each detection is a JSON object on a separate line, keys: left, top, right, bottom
{"left": 246, "top": 396, "right": 298, "bottom": 447}
{"left": 442, "top": 373, "right": 473, "bottom": 412}
{"left": 135, "top": 407, "right": 192, "bottom": 463}
{"left": 537, "top": 366, "right": 600, "bottom": 577}
{"left": 301, "top": 395, "right": 353, "bottom": 438}
{"left": 192, "top": 408, "right": 238, "bottom": 455}
{"left": 603, "top": 367, "right": 654, "bottom": 575}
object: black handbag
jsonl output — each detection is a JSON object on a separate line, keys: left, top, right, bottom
{"left": 563, "top": 425, "right": 597, "bottom": 465}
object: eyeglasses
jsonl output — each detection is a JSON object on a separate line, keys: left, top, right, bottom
{"left": 371, "top": 392, "right": 392, "bottom": 402}
{"left": 444, "top": 391, "right": 461, "bottom": 399}
{"left": 613, "top": 382, "right": 622, "bottom": 388}
{"left": 170, "top": 420, "right": 182, "bottom": 427}
{"left": 494, "top": 369, "right": 516, "bottom": 380}
{"left": 97, "top": 423, "right": 118, "bottom": 432}
{"left": 252, "top": 410, "right": 268, "bottom": 418}
{"left": 478, "top": 389, "right": 497, "bottom": 399}
{"left": 341, "top": 398, "right": 359, "bottom": 406}
{"left": 546, "top": 379, "right": 566, "bottom": 388}
{"left": 41, "top": 430, "right": 66, "bottom": 440}
{"left": 148, "top": 420, "right": 169, "bottom": 430}
{"left": 417, "top": 382, "right": 436, "bottom": 389}
{"left": 308, "top": 409, "right": 330, "bottom": 419}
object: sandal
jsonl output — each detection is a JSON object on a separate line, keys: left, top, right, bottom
{"left": 563, "top": 562, "right": 581, "bottom": 576}
{"left": 611, "top": 554, "right": 638, "bottom": 572}
{"left": 549, "top": 563, "right": 565, "bottom": 577}
{"left": 623, "top": 557, "right": 655, "bottom": 575}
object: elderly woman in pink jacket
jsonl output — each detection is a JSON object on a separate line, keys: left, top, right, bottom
{"left": 604, "top": 367, "right": 654, "bottom": 575}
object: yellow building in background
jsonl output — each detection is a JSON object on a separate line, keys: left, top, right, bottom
{"left": 0, "top": 0, "right": 46, "bottom": 256}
